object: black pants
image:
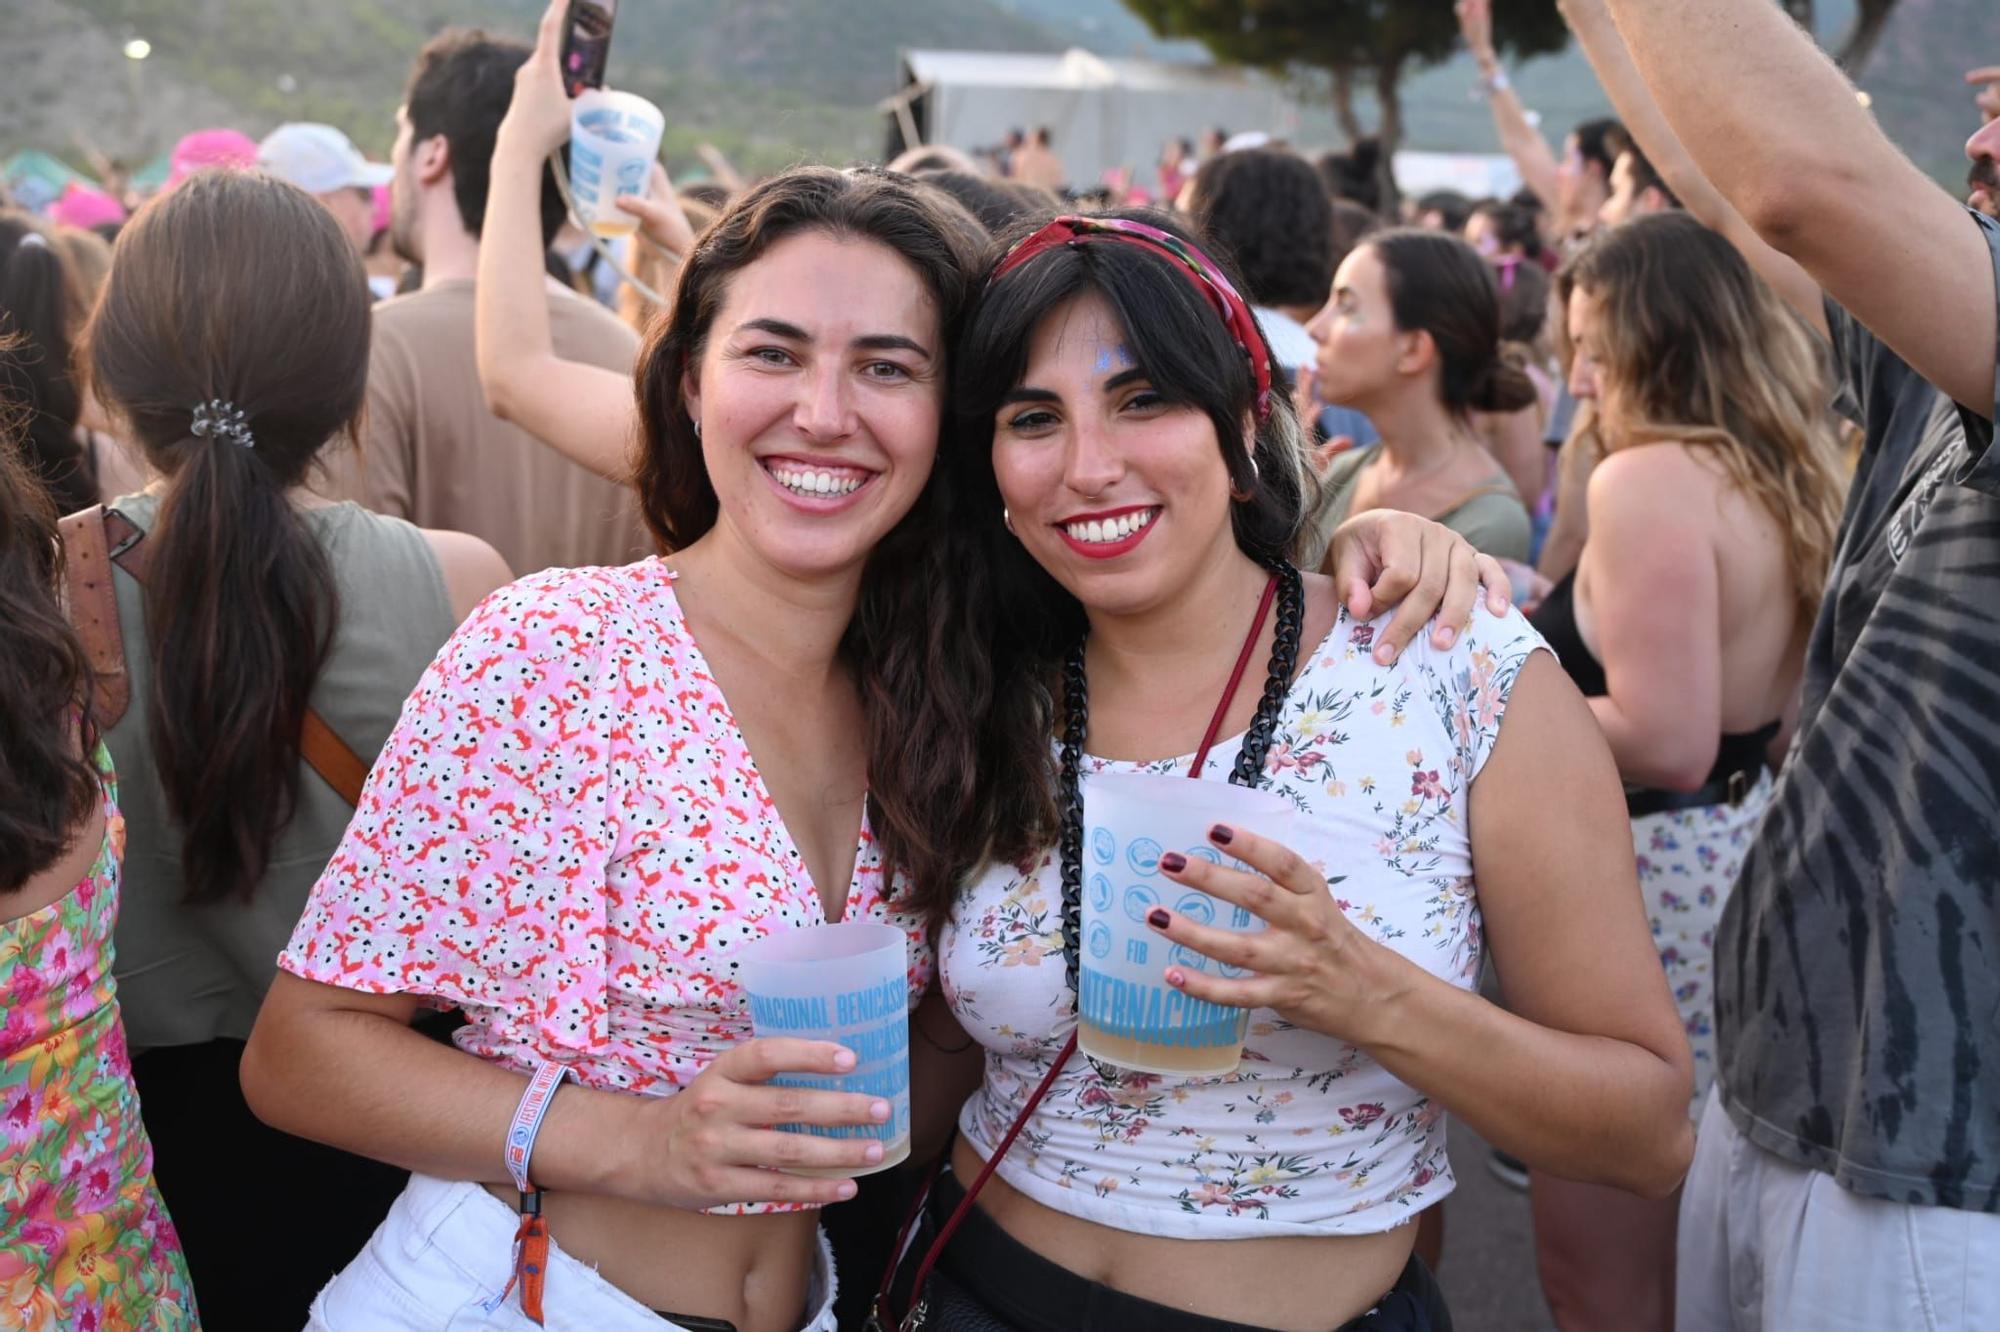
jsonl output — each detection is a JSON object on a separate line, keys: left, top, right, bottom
{"left": 132, "top": 1038, "right": 410, "bottom": 1332}
{"left": 911, "top": 1169, "right": 1452, "bottom": 1332}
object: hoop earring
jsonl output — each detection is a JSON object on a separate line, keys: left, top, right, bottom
{"left": 692, "top": 418, "right": 703, "bottom": 439}
{"left": 1002, "top": 506, "right": 1015, "bottom": 534}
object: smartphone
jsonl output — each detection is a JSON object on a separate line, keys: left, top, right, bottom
{"left": 559, "top": 0, "right": 617, "bottom": 98}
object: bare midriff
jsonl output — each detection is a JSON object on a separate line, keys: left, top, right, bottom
{"left": 480, "top": 1182, "right": 819, "bottom": 1332}
{"left": 949, "top": 1136, "right": 1417, "bottom": 1331}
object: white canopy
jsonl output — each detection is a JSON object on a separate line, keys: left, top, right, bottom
{"left": 887, "top": 48, "right": 1295, "bottom": 191}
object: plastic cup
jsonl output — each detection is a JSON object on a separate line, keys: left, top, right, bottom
{"left": 1078, "top": 772, "right": 1292, "bottom": 1076}
{"left": 567, "top": 88, "right": 665, "bottom": 239}
{"left": 739, "top": 921, "right": 911, "bottom": 1177}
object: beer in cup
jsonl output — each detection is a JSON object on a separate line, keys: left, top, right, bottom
{"left": 1078, "top": 772, "right": 1291, "bottom": 1076}
{"left": 567, "top": 88, "right": 664, "bottom": 238}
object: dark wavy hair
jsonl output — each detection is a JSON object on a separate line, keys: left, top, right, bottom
{"left": 0, "top": 348, "right": 100, "bottom": 894}
{"left": 1364, "top": 229, "right": 1540, "bottom": 417}
{"left": 632, "top": 165, "right": 1046, "bottom": 921}
{"left": 1316, "top": 137, "right": 1384, "bottom": 216}
{"left": 1187, "top": 148, "right": 1336, "bottom": 311}
{"left": 0, "top": 215, "right": 94, "bottom": 515}
{"left": 947, "top": 209, "right": 1316, "bottom": 839}
{"left": 84, "top": 169, "right": 369, "bottom": 904}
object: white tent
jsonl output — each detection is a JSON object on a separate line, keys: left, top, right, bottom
{"left": 885, "top": 48, "right": 1297, "bottom": 192}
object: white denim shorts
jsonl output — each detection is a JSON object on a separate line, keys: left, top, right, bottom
{"left": 1677, "top": 1089, "right": 2000, "bottom": 1332}
{"left": 305, "top": 1174, "right": 839, "bottom": 1331}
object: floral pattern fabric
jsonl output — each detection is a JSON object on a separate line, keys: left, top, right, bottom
{"left": 279, "top": 561, "right": 933, "bottom": 1215}
{"left": 1632, "top": 769, "right": 1774, "bottom": 1121}
{"left": 1, "top": 746, "right": 197, "bottom": 1330}
{"left": 941, "top": 605, "right": 1548, "bottom": 1238}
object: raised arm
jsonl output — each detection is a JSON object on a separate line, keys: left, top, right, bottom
{"left": 1558, "top": 0, "right": 1824, "bottom": 333}
{"left": 1458, "top": 0, "right": 1564, "bottom": 212}
{"left": 477, "top": 0, "right": 644, "bottom": 481}
{"left": 1603, "top": 0, "right": 1997, "bottom": 416}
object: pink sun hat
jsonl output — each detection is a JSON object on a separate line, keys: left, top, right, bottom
{"left": 168, "top": 128, "right": 258, "bottom": 188}
{"left": 49, "top": 181, "right": 128, "bottom": 230}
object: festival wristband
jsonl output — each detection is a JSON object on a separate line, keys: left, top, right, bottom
{"left": 505, "top": 1058, "right": 570, "bottom": 1194}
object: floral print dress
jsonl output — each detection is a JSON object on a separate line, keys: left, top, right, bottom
{"left": 940, "top": 605, "right": 1548, "bottom": 1238}
{"left": 1, "top": 745, "right": 197, "bottom": 1330}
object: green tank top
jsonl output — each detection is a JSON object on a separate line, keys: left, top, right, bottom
{"left": 104, "top": 492, "right": 459, "bottom": 1049}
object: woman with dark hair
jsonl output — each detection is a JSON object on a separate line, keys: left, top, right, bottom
{"left": 1304, "top": 229, "right": 1538, "bottom": 564}
{"left": 246, "top": 149, "right": 1012, "bottom": 1329}
{"left": 0, "top": 371, "right": 197, "bottom": 1328}
{"left": 893, "top": 209, "right": 1694, "bottom": 1332}
{"left": 1522, "top": 211, "right": 1846, "bottom": 1332}
{"left": 82, "top": 168, "right": 511, "bottom": 1327}
{"left": 1, "top": 213, "right": 96, "bottom": 513}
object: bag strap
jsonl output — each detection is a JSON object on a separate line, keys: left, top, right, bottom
{"left": 59, "top": 505, "right": 132, "bottom": 729}
{"left": 58, "top": 505, "right": 370, "bottom": 808}
{"left": 874, "top": 572, "right": 1281, "bottom": 1330}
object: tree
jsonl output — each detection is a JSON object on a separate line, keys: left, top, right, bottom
{"left": 1121, "top": 0, "right": 1570, "bottom": 153}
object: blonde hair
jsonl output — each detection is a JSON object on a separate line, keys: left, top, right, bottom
{"left": 1565, "top": 213, "right": 1846, "bottom": 629}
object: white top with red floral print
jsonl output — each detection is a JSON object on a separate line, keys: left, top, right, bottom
{"left": 940, "top": 603, "right": 1547, "bottom": 1237}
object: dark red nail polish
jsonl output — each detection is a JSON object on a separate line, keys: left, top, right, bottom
{"left": 1147, "top": 908, "right": 1170, "bottom": 929}
{"left": 1159, "top": 851, "right": 1187, "bottom": 873}
{"left": 1209, "top": 824, "right": 1234, "bottom": 845}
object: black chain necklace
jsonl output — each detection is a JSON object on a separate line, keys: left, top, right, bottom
{"left": 1057, "top": 560, "right": 1305, "bottom": 1000}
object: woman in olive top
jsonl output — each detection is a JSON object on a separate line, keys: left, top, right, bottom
{"left": 85, "top": 169, "right": 510, "bottom": 1329}
{"left": 1304, "top": 229, "right": 1536, "bottom": 565}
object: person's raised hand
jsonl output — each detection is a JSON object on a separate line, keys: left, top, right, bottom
{"left": 1325, "top": 510, "right": 1512, "bottom": 665}
{"left": 615, "top": 162, "right": 698, "bottom": 259}
{"left": 1143, "top": 822, "right": 1420, "bottom": 1048}
{"left": 1456, "top": 0, "right": 1497, "bottom": 67}
{"left": 499, "top": 0, "right": 579, "bottom": 162}
{"left": 628, "top": 1036, "right": 891, "bottom": 1211}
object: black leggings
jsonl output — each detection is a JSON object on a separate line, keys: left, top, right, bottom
{"left": 919, "top": 1169, "right": 1452, "bottom": 1332}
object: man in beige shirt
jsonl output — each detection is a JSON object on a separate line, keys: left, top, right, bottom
{"left": 322, "top": 27, "right": 651, "bottom": 575}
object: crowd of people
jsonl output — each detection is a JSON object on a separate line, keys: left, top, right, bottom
{"left": 1, "top": 0, "right": 1995, "bottom": 1329}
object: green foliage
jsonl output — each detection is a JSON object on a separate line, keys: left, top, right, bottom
{"left": 1123, "top": 0, "right": 1567, "bottom": 71}
{"left": 1122, "top": 0, "right": 1569, "bottom": 142}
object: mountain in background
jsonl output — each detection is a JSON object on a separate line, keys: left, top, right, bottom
{"left": 1, "top": 0, "right": 1985, "bottom": 188}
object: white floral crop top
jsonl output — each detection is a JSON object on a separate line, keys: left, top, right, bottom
{"left": 940, "top": 604, "right": 1547, "bottom": 1238}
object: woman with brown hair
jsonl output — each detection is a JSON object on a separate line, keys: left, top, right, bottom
{"left": 1304, "top": 229, "right": 1539, "bottom": 565}
{"left": 1524, "top": 209, "right": 1847, "bottom": 1331}
{"left": 82, "top": 168, "right": 510, "bottom": 1328}
{"left": 246, "top": 160, "right": 1011, "bottom": 1332}
{"left": 0, "top": 357, "right": 197, "bottom": 1328}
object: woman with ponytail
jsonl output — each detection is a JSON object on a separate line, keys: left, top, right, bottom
{"left": 82, "top": 168, "right": 509, "bottom": 1328}
{"left": 1303, "top": 229, "right": 1538, "bottom": 565}
{"left": 1, "top": 213, "right": 97, "bottom": 513}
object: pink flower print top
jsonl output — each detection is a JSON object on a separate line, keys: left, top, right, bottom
{"left": 280, "top": 561, "right": 933, "bottom": 1214}
{"left": 939, "top": 604, "right": 1547, "bottom": 1238}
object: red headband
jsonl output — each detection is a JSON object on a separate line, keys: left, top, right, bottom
{"left": 987, "top": 214, "right": 1274, "bottom": 421}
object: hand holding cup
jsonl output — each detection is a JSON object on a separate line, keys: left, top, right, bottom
{"left": 631, "top": 1036, "right": 892, "bottom": 1210}
{"left": 1144, "top": 821, "right": 1419, "bottom": 1050}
